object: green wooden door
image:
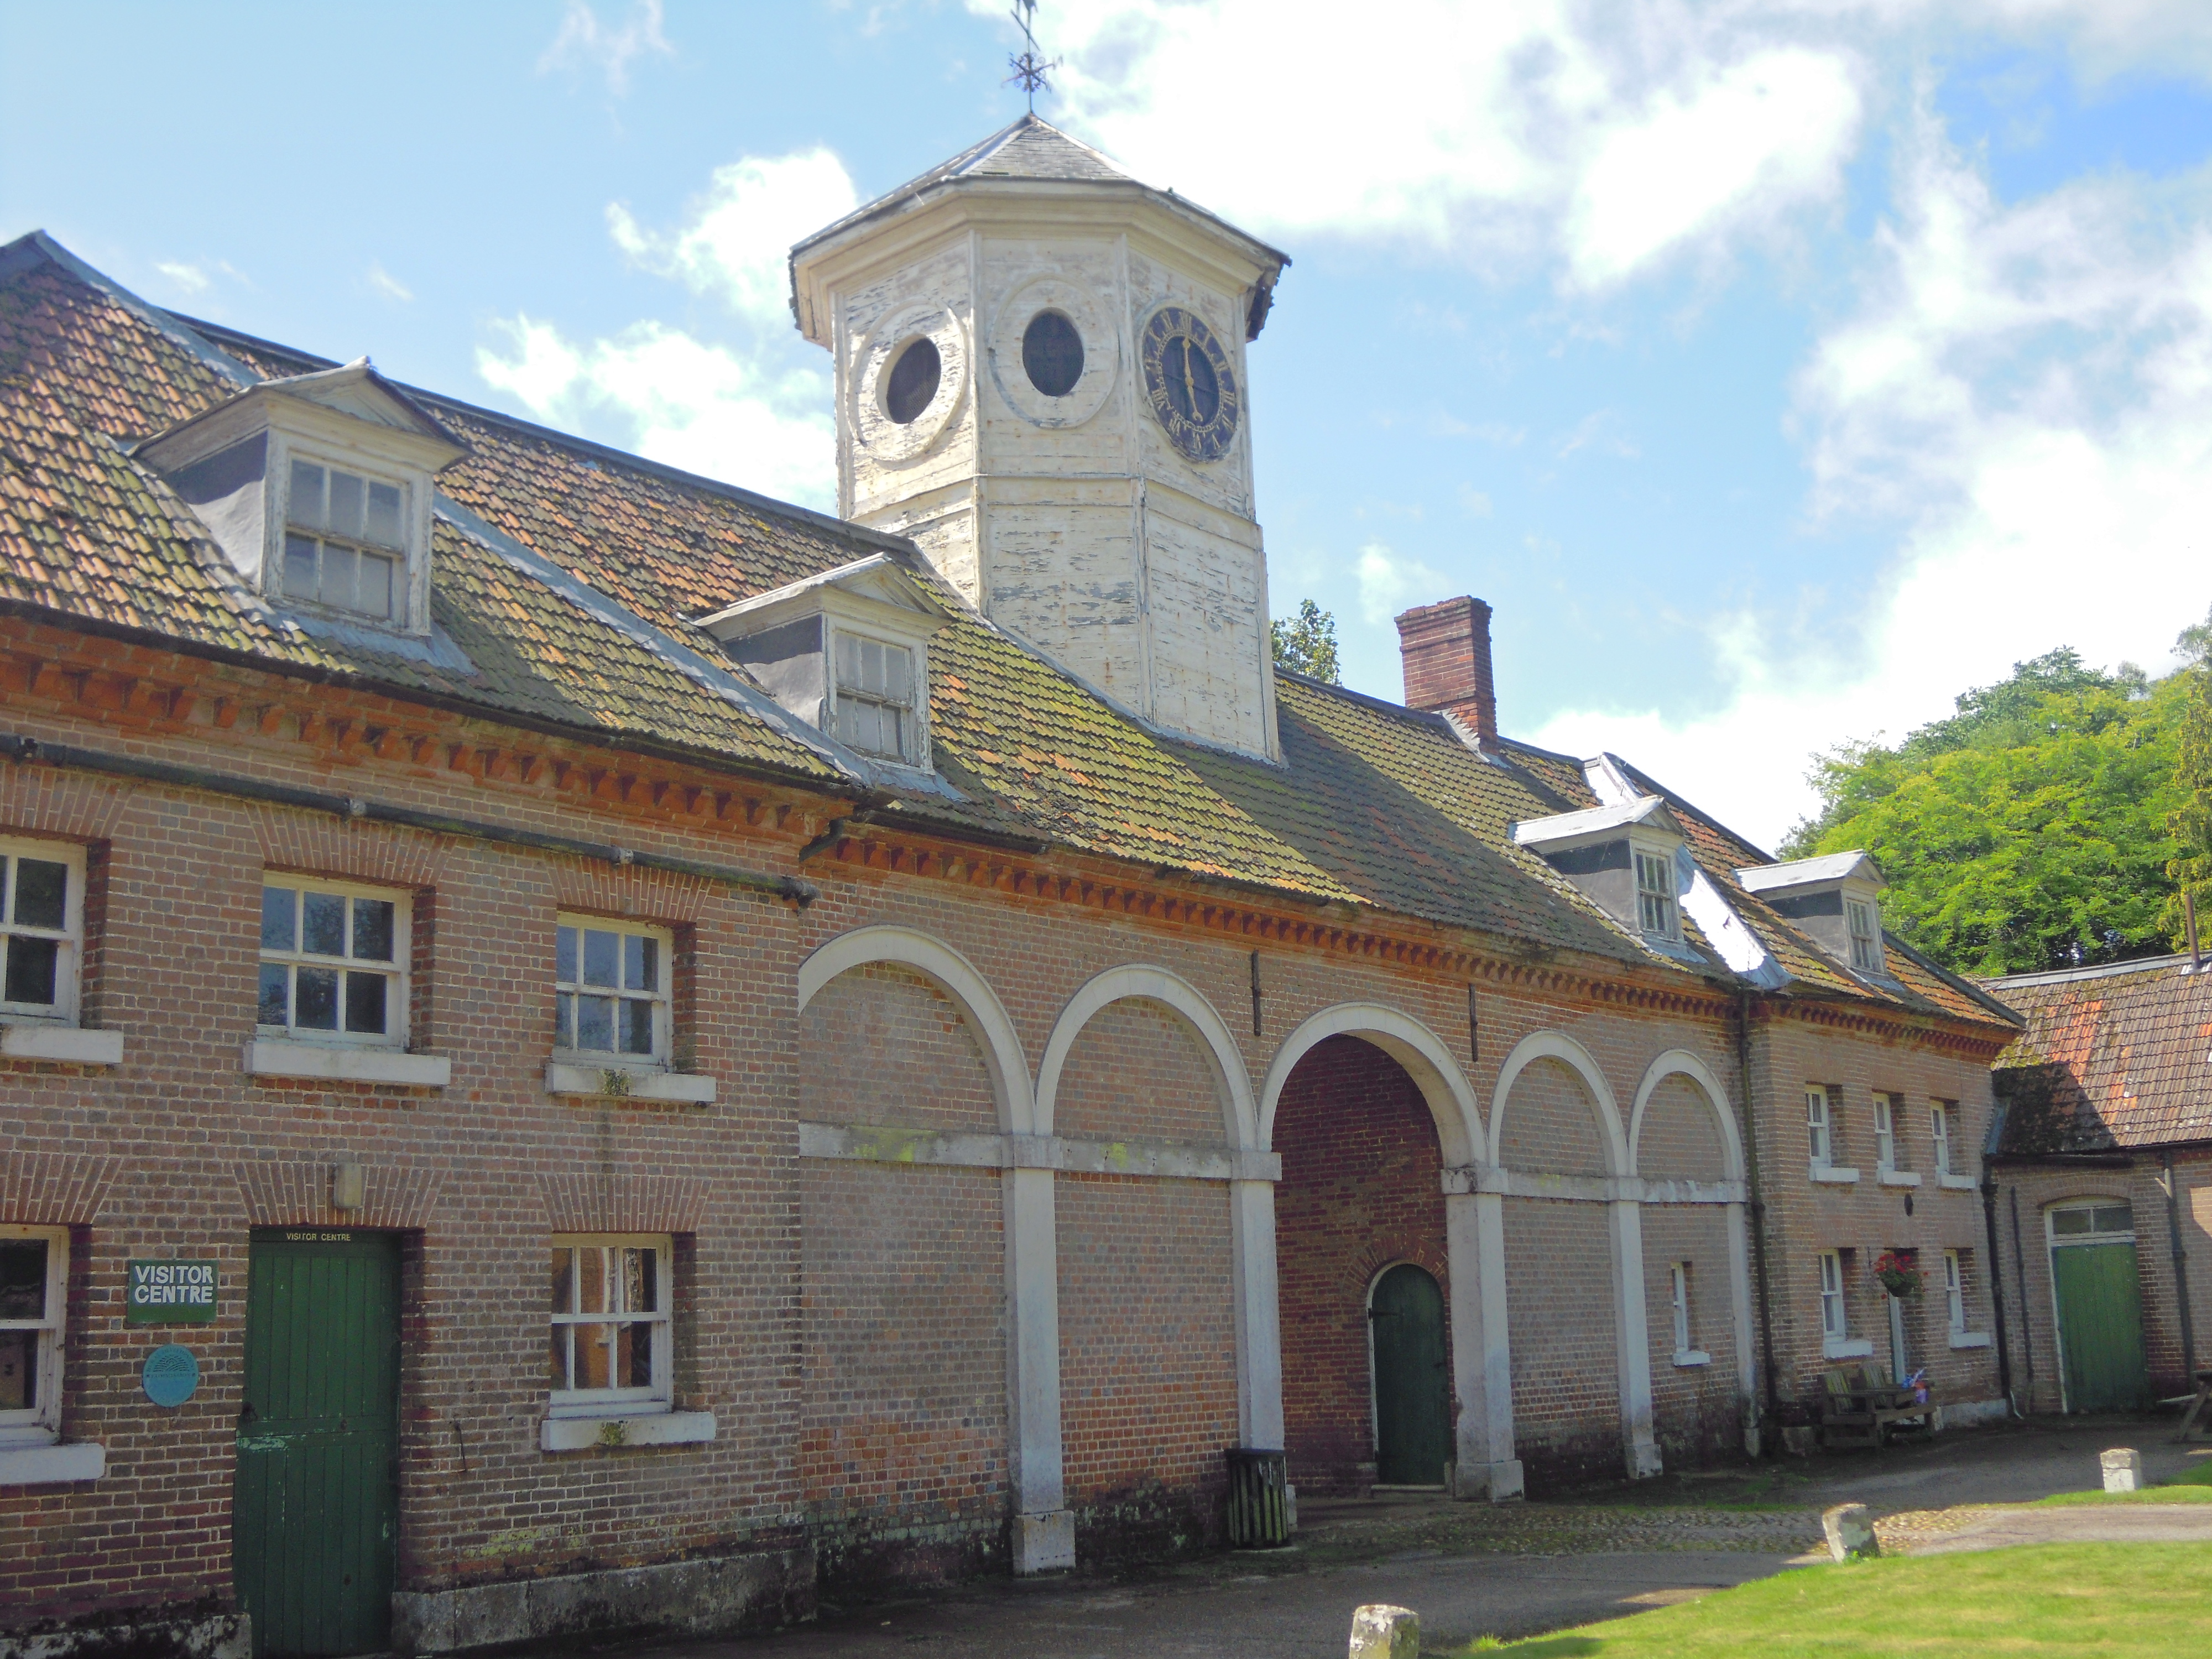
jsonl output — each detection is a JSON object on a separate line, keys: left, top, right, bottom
{"left": 235, "top": 1230, "right": 401, "bottom": 1657}
{"left": 1371, "top": 1264, "right": 1451, "bottom": 1485}
{"left": 2053, "top": 1242, "right": 2151, "bottom": 1412}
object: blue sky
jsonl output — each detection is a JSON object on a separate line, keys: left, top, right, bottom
{"left": 7, "top": 2, "right": 2212, "bottom": 847}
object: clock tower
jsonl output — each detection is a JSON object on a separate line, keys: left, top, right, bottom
{"left": 789, "top": 116, "right": 1289, "bottom": 761}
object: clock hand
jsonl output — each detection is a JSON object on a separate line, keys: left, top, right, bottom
{"left": 1181, "top": 341, "right": 1198, "bottom": 418}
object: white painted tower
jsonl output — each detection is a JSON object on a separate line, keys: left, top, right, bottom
{"left": 789, "top": 117, "right": 1290, "bottom": 760}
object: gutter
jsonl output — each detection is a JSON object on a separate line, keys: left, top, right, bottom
{"left": 1736, "top": 990, "right": 1783, "bottom": 1434}
{"left": 0, "top": 734, "right": 816, "bottom": 906}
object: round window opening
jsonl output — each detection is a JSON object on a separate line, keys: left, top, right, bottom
{"left": 1021, "top": 310, "right": 1085, "bottom": 398}
{"left": 883, "top": 337, "right": 942, "bottom": 425}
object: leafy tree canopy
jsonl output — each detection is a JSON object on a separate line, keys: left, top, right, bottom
{"left": 1781, "top": 646, "right": 2186, "bottom": 977}
{"left": 1271, "top": 598, "right": 1340, "bottom": 684}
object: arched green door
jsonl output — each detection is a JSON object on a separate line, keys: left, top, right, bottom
{"left": 1371, "top": 1264, "right": 1451, "bottom": 1485}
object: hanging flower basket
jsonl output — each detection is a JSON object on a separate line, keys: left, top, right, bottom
{"left": 1873, "top": 1248, "right": 1923, "bottom": 1299}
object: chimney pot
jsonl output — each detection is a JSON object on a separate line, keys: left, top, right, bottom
{"left": 1395, "top": 596, "right": 1498, "bottom": 749}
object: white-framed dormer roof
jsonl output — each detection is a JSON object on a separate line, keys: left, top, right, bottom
{"left": 691, "top": 552, "right": 951, "bottom": 647}
{"left": 1735, "top": 851, "right": 1886, "bottom": 895}
{"left": 137, "top": 357, "right": 468, "bottom": 476}
{"left": 1511, "top": 795, "right": 1682, "bottom": 855}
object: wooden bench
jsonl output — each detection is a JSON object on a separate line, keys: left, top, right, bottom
{"left": 1819, "top": 1364, "right": 1934, "bottom": 1449}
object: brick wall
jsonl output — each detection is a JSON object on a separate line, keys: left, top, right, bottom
{"left": 1055, "top": 1175, "right": 1238, "bottom": 1561}
{"left": 1273, "top": 1036, "right": 1451, "bottom": 1493}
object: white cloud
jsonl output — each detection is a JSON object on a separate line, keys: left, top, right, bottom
{"left": 478, "top": 315, "right": 836, "bottom": 507}
{"left": 607, "top": 150, "right": 859, "bottom": 326}
{"left": 1530, "top": 113, "right": 2212, "bottom": 848}
{"left": 367, "top": 263, "right": 413, "bottom": 302}
{"left": 475, "top": 145, "right": 860, "bottom": 509}
{"left": 155, "top": 262, "right": 208, "bottom": 294}
{"left": 539, "top": 0, "right": 672, "bottom": 95}
{"left": 984, "top": 1, "right": 1866, "bottom": 287}
{"left": 1355, "top": 541, "right": 1447, "bottom": 628}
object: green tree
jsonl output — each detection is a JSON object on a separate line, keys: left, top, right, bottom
{"left": 2164, "top": 609, "right": 2212, "bottom": 952}
{"left": 1270, "top": 598, "right": 1340, "bottom": 684}
{"left": 1782, "top": 648, "right": 2185, "bottom": 977}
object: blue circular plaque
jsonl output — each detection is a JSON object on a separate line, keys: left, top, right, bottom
{"left": 142, "top": 1343, "right": 200, "bottom": 1408}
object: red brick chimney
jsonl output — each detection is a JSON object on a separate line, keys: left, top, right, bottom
{"left": 1395, "top": 596, "right": 1498, "bottom": 749}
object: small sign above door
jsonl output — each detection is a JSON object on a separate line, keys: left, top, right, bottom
{"left": 125, "top": 1260, "right": 218, "bottom": 1324}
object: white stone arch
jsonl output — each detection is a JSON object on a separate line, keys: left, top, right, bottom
{"left": 796, "top": 924, "right": 1036, "bottom": 1136}
{"left": 1034, "top": 964, "right": 1257, "bottom": 1147}
{"left": 1258, "top": 1004, "right": 1488, "bottom": 1166}
{"left": 1626, "top": 1051, "right": 1745, "bottom": 1181}
{"left": 1488, "top": 1031, "right": 1631, "bottom": 1178}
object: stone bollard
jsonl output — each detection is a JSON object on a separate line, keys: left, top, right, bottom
{"left": 2101, "top": 1447, "right": 2143, "bottom": 1493}
{"left": 1348, "top": 1603, "right": 1420, "bottom": 1659}
{"left": 1821, "top": 1503, "right": 1879, "bottom": 1562}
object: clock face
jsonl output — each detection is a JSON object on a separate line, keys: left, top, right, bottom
{"left": 1140, "top": 305, "right": 1240, "bottom": 463}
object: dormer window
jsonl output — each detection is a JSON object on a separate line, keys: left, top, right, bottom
{"left": 1846, "top": 898, "right": 1881, "bottom": 972}
{"left": 693, "top": 553, "right": 950, "bottom": 777}
{"left": 1734, "top": 851, "right": 1890, "bottom": 979}
{"left": 1510, "top": 796, "right": 1698, "bottom": 958}
{"left": 1634, "top": 848, "right": 1679, "bottom": 940}
{"left": 831, "top": 630, "right": 918, "bottom": 761}
{"left": 138, "top": 358, "right": 467, "bottom": 641}
{"left": 283, "top": 460, "right": 408, "bottom": 621}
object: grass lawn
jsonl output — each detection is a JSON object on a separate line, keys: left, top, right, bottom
{"left": 2033, "top": 1453, "right": 2212, "bottom": 1506}
{"left": 1442, "top": 1543, "right": 2212, "bottom": 1656}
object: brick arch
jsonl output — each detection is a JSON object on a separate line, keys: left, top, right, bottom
{"left": 1627, "top": 1052, "right": 1743, "bottom": 1182}
{"left": 796, "top": 924, "right": 1034, "bottom": 1134}
{"left": 1258, "top": 1004, "right": 1486, "bottom": 1166}
{"left": 1489, "top": 1031, "right": 1629, "bottom": 1177}
{"left": 1034, "top": 965, "right": 1254, "bottom": 1147}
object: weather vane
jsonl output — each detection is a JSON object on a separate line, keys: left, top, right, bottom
{"left": 1005, "top": 0, "right": 1057, "bottom": 113}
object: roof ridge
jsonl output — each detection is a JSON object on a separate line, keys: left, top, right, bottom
{"left": 175, "top": 315, "right": 919, "bottom": 561}
{"left": 1984, "top": 953, "right": 2193, "bottom": 990}
{"left": 2, "top": 231, "right": 258, "bottom": 393}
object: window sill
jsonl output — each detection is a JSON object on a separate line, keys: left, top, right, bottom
{"left": 544, "top": 1062, "right": 716, "bottom": 1104}
{"left": 0, "top": 1441, "right": 105, "bottom": 1485}
{"left": 540, "top": 1410, "right": 716, "bottom": 1452}
{"left": 1823, "top": 1337, "right": 1874, "bottom": 1360}
{"left": 1949, "top": 1331, "right": 1993, "bottom": 1350}
{"left": 1, "top": 1025, "right": 123, "bottom": 1065}
{"left": 244, "top": 1039, "right": 451, "bottom": 1087}
{"left": 1877, "top": 1168, "right": 1922, "bottom": 1188}
{"left": 1672, "top": 1349, "right": 1712, "bottom": 1369}
{"left": 1938, "top": 1173, "right": 1978, "bottom": 1191}
{"left": 1810, "top": 1165, "right": 1861, "bottom": 1185}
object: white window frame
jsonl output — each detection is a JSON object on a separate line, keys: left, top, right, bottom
{"left": 547, "top": 1233, "right": 674, "bottom": 1420}
{"left": 257, "top": 875, "right": 411, "bottom": 1050}
{"left": 2047, "top": 1199, "right": 2135, "bottom": 1248}
{"left": 0, "top": 1225, "right": 68, "bottom": 1447}
{"left": 553, "top": 915, "right": 674, "bottom": 1067}
{"left": 1944, "top": 1249, "right": 1965, "bottom": 1336}
{"left": 1807, "top": 1086, "right": 1832, "bottom": 1167}
{"left": 1873, "top": 1093, "right": 1897, "bottom": 1172}
{"left": 827, "top": 625, "right": 920, "bottom": 765}
{"left": 1818, "top": 1250, "right": 1846, "bottom": 1342}
{"left": 1846, "top": 896, "right": 1882, "bottom": 973}
{"left": 277, "top": 447, "right": 415, "bottom": 628}
{"left": 1633, "top": 845, "right": 1680, "bottom": 941}
{"left": 1929, "top": 1102, "right": 1952, "bottom": 1175}
{"left": 0, "top": 838, "right": 86, "bottom": 1026}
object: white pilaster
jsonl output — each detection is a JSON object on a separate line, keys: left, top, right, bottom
{"left": 1447, "top": 1188, "right": 1522, "bottom": 1499}
{"left": 1725, "top": 1198, "right": 1760, "bottom": 1454}
{"left": 1004, "top": 1166, "right": 1073, "bottom": 1572}
{"left": 1229, "top": 1178, "right": 1285, "bottom": 1449}
{"left": 1609, "top": 1198, "right": 1663, "bottom": 1479}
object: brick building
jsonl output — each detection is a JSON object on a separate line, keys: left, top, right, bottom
{"left": 1987, "top": 956, "right": 2212, "bottom": 1416}
{"left": 1, "top": 117, "right": 2016, "bottom": 1658}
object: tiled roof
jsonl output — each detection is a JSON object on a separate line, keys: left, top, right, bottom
{"left": 1989, "top": 957, "right": 2212, "bottom": 1152}
{"left": 0, "top": 232, "right": 2013, "bottom": 1033}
